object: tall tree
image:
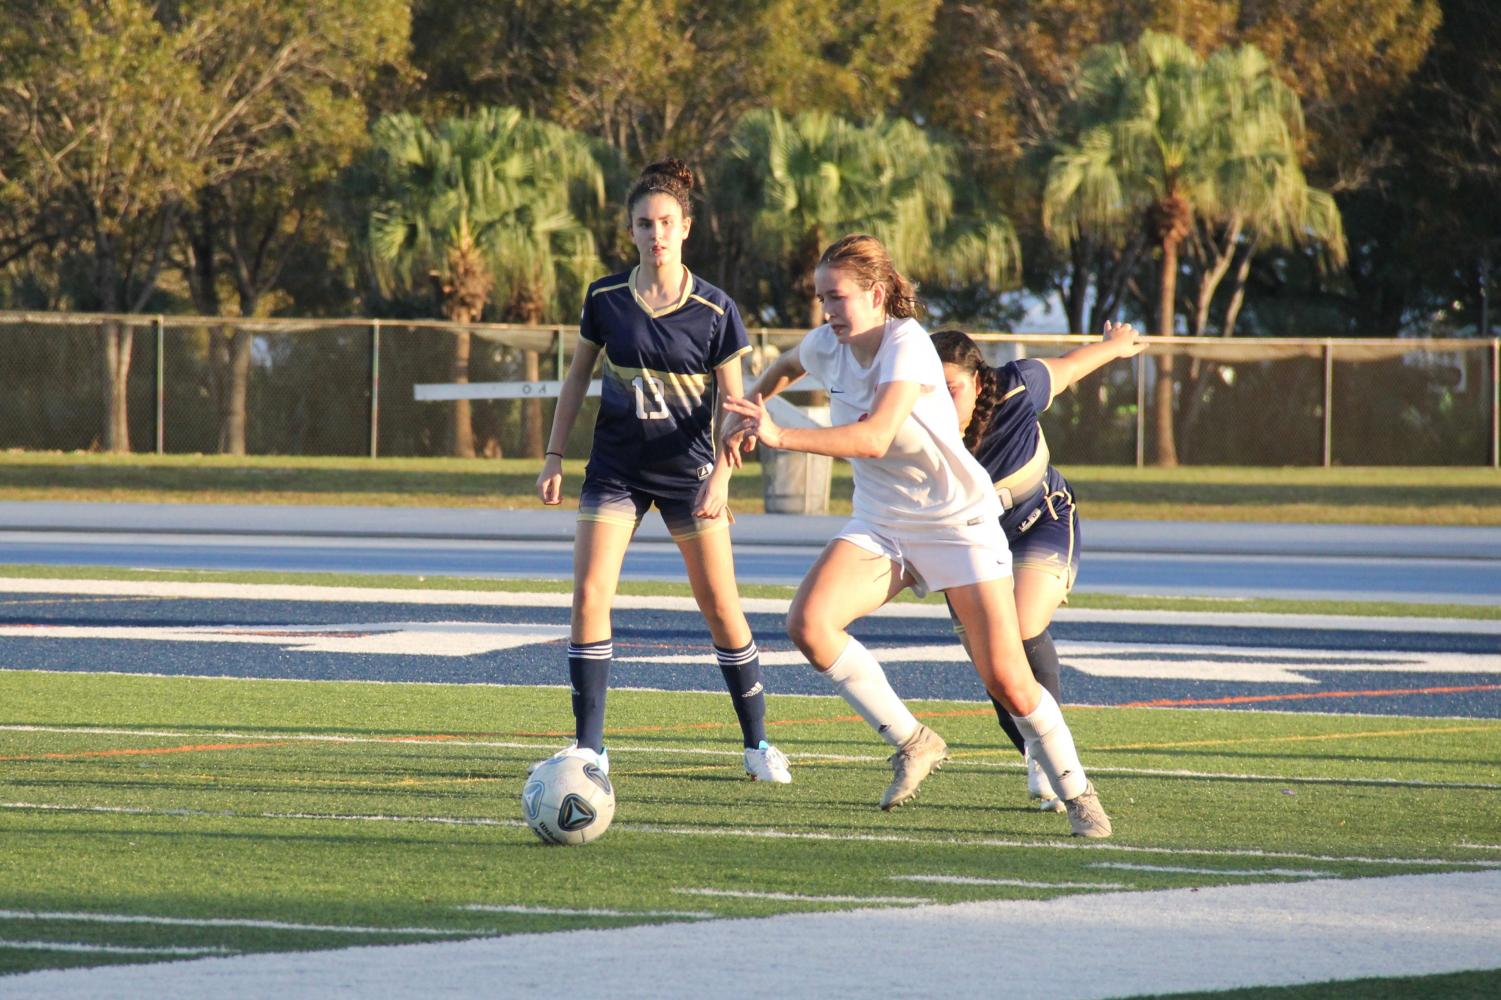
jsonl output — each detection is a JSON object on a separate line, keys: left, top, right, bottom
{"left": 173, "top": 0, "right": 409, "bottom": 455}
{"left": 908, "top": 1, "right": 1438, "bottom": 182}
{"left": 1043, "top": 32, "right": 1342, "bottom": 465}
{"left": 411, "top": 0, "right": 940, "bottom": 170}
{"left": 1181, "top": 43, "right": 1347, "bottom": 339}
{"left": 906, "top": 1, "right": 1438, "bottom": 345}
{"left": 0, "top": 0, "right": 208, "bottom": 451}
{"left": 362, "top": 108, "right": 604, "bottom": 458}
{"left": 1341, "top": 0, "right": 1501, "bottom": 339}
{"left": 719, "top": 109, "right": 1018, "bottom": 329}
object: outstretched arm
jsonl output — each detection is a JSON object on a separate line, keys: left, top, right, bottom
{"left": 724, "top": 379, "right": 921, "bottom": 460}
{"left": 721, "top": 343, "right": 808, "bottom": 462}
{"left": 1040, "top": 320, "right": 1146, "bottom": 401}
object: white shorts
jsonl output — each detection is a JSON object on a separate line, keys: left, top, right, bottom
{"left": 836, "top": 515, "right": 1013, "bottom": 599}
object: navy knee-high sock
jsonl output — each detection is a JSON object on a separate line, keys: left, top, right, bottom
{"left": 991, "top": 630, "right": 1063, "bottom": 755}
{"left": 568, "top": 639, "right": 612, "bottom": 753}
{"left": 715, "top": 640, "right": 766, "bottom": 748}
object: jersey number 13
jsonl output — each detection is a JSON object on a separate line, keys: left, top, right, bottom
{"left": 632, "top": 375, "right": 668, "bottom": 420}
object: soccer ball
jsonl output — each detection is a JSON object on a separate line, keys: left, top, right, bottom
{"left": 521, "top": 756, "right": 615, "bottom": 845}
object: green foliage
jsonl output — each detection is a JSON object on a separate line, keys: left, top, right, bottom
{"left": 414, "top": 0, "right": 941, "bottom": 167}
{"left": 719, "top": 109, "right": 1018, "bottom": 325}
{"left": 359, "top": 108, "right": 609, "bottom": 324}
{"left": 0, "top": 0, "right": 206, "bottom": 305}
{"left": 0, "top": 0, "right": 1486, "bottom": 352}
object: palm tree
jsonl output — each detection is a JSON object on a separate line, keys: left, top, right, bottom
{"left": 720, "top": 109, "right": 1017, "bottom": 329}
{"left": 364, "top": 108, "right": 604, "bottom": 457}
{"left": 1193, "top": 44, "right": 1346, "bottom": 337}
{"left": 1043, "top": 32, "right": 1345, "bottom": 465}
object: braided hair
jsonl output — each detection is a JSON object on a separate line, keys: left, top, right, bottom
{"left": 931, "top": 328, "right": 1002, "bottom": 454}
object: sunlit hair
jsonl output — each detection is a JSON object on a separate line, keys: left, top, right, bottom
{"left": 931, "top": 328, "right": 1001, "bottom": 453}
{"left": 817, "top": 234, "right": 919, "bottom": 319}
{"left": 626, "top": 158, "right": 694, "bottom": 219}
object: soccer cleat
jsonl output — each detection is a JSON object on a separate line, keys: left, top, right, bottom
{"left": 1063, "top": 781, "right": 1113, "bottom": 838}
{"left": 1026, "top": 746, "right": 1065, "bottom": 812}
{"left": 528, "top": 743, "right": 609, "bottom": 776}
{"left": 880, "top": 724, "right": 949, "bottom": 810}
{"left": 744, "top": 741, "right": 792, "bottom": 784}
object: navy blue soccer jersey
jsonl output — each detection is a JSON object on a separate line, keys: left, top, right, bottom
{"left": 971, "top": 358, "right": 1055, "bottom": 507}
{"left": 580, "top": 267, "right": 750, "bottom": 493}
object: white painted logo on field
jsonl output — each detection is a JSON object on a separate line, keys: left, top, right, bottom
{"left": 0, "top": 621, "right": 569, "bottom": 657}
{"left": 620, "top": 642, "right": 1501, "bottom": 685}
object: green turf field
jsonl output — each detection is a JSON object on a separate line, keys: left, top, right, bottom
{"left": 3, "top": 668, "right": 1498, "bottom": 979}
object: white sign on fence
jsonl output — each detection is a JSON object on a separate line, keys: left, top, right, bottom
{"left": 413, "top": 380, "right": 602, "bottom": 401}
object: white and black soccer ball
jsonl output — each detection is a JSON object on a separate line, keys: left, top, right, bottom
{"left": 521, "top": 756, "right": 615, "bottom": 845}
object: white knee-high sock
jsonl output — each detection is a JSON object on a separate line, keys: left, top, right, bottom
{"left": 1010, "top": 688, "right": 1088, "bottom": 801}
{"left": 823, "top": 638, "right": 919, "bottom": 748}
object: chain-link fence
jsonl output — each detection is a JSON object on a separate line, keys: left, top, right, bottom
{"left": 2, "top": 311, "right": 1497, "bottom": 466}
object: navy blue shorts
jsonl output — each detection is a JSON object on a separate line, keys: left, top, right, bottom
{"left": 577, "top": 471, "right": 722, "bottom": 540}
{"left": 1004, "top": 468, "right": 1080, "bottom": 593}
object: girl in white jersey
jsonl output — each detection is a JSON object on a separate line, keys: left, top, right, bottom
{"left": 723, "top": 234, "right": 1111, "bottom": 837}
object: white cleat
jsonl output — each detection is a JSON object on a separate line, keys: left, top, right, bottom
{"left": 881, "top": 724, "right": 949, "bottom": 810}
{"left": 744, "top": 741, "right": 792, "bottom": 784}
{"left": 1026, "top": 745, "right": 1065, "bottom": 812}
{"left": 1064, "top": 781, "right": 1113, "bottom": 839}
{"left": 528, "top": 743, "right": 609, "bottom": 776}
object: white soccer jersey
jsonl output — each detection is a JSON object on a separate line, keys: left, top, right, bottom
{"left": 797, "top": 317, "right": 1001, "bottom": 531}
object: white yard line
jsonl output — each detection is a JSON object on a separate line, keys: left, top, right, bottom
{"left": 6, "top": 870, "right": 1499, "bottom": 999}
{"left": 0, "top": 942, "right": 235, "bottom": 957}
{"left": 0, "top": 911, "right": 471, "bottom": 937}
{"left": 5, "top": 723, "right": 1498, "bottom": 791}
{"left": 1085, "top": 863, "right": 1332, "bottom": 878}
{"left": 889, "top": 875, "right": 1126, "bottom": 890}
{"left": 0, "top": 577, "right": 1495, "bottom": 633}
{"left": 458, "top": 905, "right": 712, "bottom": 920}
{"left": 675, "top": 888, "right": 931, "bottom": 905}
{"left": 4, "top": 800, "right": 1496, "bottom": 870}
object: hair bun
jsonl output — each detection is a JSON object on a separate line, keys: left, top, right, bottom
{"left": 641, "top": 157, "right": 694, "bottom": 192}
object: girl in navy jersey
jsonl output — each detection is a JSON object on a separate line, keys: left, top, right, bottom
{"left": 932, "top": 324, "right": 1145, "bottom": 810}
{"left": 723, "top": 234, "right": 1111, "bottom": 836}
{"left": 534, "top": 159, "right": 791, "bottom": 784}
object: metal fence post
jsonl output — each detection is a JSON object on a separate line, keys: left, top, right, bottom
{"left": 1134, "top": 352, "right": 1145, "bottom": 468}
{"left": 1323, "top": 340, "right": 1334, "bottom": 468}
{"left": 369, "top": 319, "right": 381, "bottom": 459}
{"left": 1492, "top": 337, "right": 1499, "bottom": 469}
{"left": 555, "top": 325, "right": 565, "bottom": 377}
{"left": 154, "top": 315, "right": 165, "bottom": 455}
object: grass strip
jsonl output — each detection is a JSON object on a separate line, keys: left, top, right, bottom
{"left": 2, "top": 453, "right": 1498, "bottom": 525}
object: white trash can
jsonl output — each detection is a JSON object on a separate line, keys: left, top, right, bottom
{"left": 759, "top": 399, "right": 832, "bottom": 515}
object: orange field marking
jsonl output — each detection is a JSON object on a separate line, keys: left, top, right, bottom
{"left": 0, "top": 732, "right": 463, "bottom": 762}
{"left": 1098, "top": 722, "right": 1499, "bottom": 752}
{"left": 515, "top": 707, "right": 996, "bottom": 740}
{"left": 1121, "top": 682, "right": 1501, "bottom": 709}
{"left": 1, "top": 740, "right": 291, "bottom": 762}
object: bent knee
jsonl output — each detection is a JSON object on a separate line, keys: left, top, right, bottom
{"left": 786, "top": 605, "right": 833, "bottom": 659}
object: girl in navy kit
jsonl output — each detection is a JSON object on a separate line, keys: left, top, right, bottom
{"left": 932, "top": 323, "right": 1144, "bottom": 810}
{"left": 535, "top": 159, "right": 791, "bottom": 784}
